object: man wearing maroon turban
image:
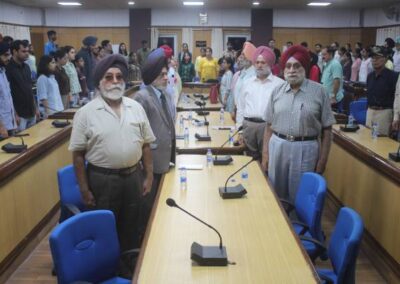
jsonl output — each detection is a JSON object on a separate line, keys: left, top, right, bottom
{"left": 261, "top": 45, "right": 335, "bottom": 203}
{"left": 236, "top": 46, "right": 284, "bottom": 158}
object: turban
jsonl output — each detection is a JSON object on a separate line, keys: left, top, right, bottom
{"left": 252, "top": 46, "right": 276, "bottom": 67}
{"left": 93, "top": 54, "right": 128, "bottom": 87}
{"left": 82, "top": 36, "right": 97, "bottom": 46}
{"left": 0, "top": 42, "right": 10, "bottom": 56}
{"left": 280, "top": 45, "right": 311, "bottom": 71}
{"left": 160, "top": 45, "right": 173, "bottom": 59}
{"left": 242, "top": 42, "right": 256, "bottom": 61}
{"left": 142, "top": 48, "right": 168, "bottom": 85}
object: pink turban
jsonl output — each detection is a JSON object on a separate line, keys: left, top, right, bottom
{"left": 252, "top": 46, "right": 276, "bottom": 67}
{"left": 160, "top": 44, "right": 173, "bottom": 59}
{"left": 242, "top": 42, "right": 256, "bottom": 61}
{"left": 280, "top": 45, "right": 311, "bottom": 71}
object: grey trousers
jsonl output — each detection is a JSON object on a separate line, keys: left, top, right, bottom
{"left": 243, "top": 120, "right": 266, "bottom": 158}
{"left": 268, "top": 134, "right": 319, "bottom": 204}
{"left": 88, "top": 168, "right": 142, "bottom": 251}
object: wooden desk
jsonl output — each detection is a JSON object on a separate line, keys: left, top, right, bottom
{"left": 133, "top": 155, "right": 318, "bottom": 283}
{"left": 48, "top": 108, "right": 78, "bottom": 120}
{"left": 324, "top": 125, "right": 400, "bottom": 280}
{"left": 177, "top": 93, "right": 222, "bottom": 112}
{"left": 0, "top": 119, "right": 72, "bottom": 273}
{"left": 176, "top": 111, "right": 244, "bottom": 155}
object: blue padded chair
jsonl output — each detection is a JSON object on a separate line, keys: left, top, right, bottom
{"left": 301, "top": 207, "right": 364, "bottom": 284}
{"left": 349, "top": 99, "right": 367, "bottom": 125}
{"left": 50, "top": 210, "right": 131, "bottom": 284}
{"left": 57, "top": 164, "right": 86, "bottom": 223}
{"left": 280, "top": 172, "right": 327, "bottom": 261}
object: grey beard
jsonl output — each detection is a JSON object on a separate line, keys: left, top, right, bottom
{"left": 284, "top": 74, "right": 305, "bottom": 86}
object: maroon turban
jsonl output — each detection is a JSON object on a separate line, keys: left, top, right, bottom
{"left": 280, "top": 45, "right": 311, "bottom": 71}
{"left": 160, "top": 45, "right": 173, "bottom": 59}
{"left": 252, "top": 46, "right": 275, "bottom": 67}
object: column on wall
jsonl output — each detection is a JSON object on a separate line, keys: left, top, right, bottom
{"left": 182, "top": 28, "right": 194, "bottom": 54}
{"left": 211, "top": 28, "right": 223, "bottom": 59}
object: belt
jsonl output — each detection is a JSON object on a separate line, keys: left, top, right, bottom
{"left": 87, "top": 163, "right": 137, "bottom": 176}
{"left": 273, "top": 131, "right": 318, "bottom": 142}
{"left": 244, "top": 117, "right": 266, "bottom": 123}
{"left": 369, "top": 106, "right": 392, "bottom": 110}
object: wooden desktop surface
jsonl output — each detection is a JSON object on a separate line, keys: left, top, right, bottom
{"left": 177, "top": 93, "right": 222, "bottom": 112}
{"left": 133, "top": 155, "right": 318, "bottom": 284}
{"left": 48, "top": 108, "right": 79, "bottom": 120}
{"left": 176, "top": 111, "right": 244, "bottom": 154}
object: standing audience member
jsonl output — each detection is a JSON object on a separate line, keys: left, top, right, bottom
{"left": 359, "top": 47, "right": 373, "bottom": 83}
{"left": 44, "top": 30, "right": 57, "bottom": 55}
{"left": 69, "top": 55, "right": 155, "bottom": 275}
{"left": 314, "top": 43, "right": 324, "bottom": 71}
{"left": 321, "top": 47, "right": 344, "bottom": 111}
{"left": 127, "top": 52, "right": 142, "bottom": 82}
{"left": 219, "top": 57, "right": 234, "bottom": 108}
{"left": 268, "top": 39, "right": 281, "bottom": 61}
{"left": 366, "top": 46, "right": 399, "bottom": 136}
{"left": 118, "top": 43, "right": 128, "bottom": 61}
{"left": 137, "top": 40, "right": 150, "bottom": 67}
{"left": 199, "top": 47, "right": 219, "bottom": 82}
{"left": 63, "top": 46, "right": 82, "bottom": 107}
{"left": 178, "top": 43, "right": 192, "bottom": 64}
{"left": 393, "top": 73, "right": 400, "bottom": 131}
{"left": 54, "top": 49, "right": 71, "bottom": 109}
{"left": 262, "top": 45, "right": 335, "bottom": 203}
{"left": 26, "top": 43, "right": 37, "bottom": 80}
{"left": 74, "top": 54, "right": 88, "bottom": 98}
{"left": 77, "top": 36, "right": 98, "bottom": 91}
{"left": 331, "top": 41, "right": 340, "bottom": 61}
{"left": 222, "top": 41, "right": 236, "bottom": 59}
{"left": 194, "top": 47, "right": 206, "bottom": 78}
{"left": 351, "top": 48, "right": 362, "bottom": 82}
{"left": 309, "top": 52, "right": 321, "bottom": 82}
{"left": 6, "top": 40, "right": 37, "bottom": 131}
{"left": 2, "top": 36, "right": 13, "bottom": 46}
{"left": 178, "top": 52, "right": 195, "bottom": 83}
{"left": 36, "top": 55, "right": 64, "bottom": 116}
{"left": 342, "top": 52, "right": 352, "bottom": 81}
{"left": 0, "top": 42, "right": 17, "bottom": 137}
{"left": 101, "top": 40, "right": 113, "bottom": 55}
{"left": 393, "top": 37, "right": 400, "bottom": 72}
{"left": 227, "top": 50, "right": 243, "bottom": 115}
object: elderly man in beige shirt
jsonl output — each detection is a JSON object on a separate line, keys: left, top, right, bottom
{"left": 69, "top": 54, "right": 155, "bottom": 274}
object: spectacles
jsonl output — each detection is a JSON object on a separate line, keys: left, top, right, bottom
{"left": 285, "top": 63, "right": 302, "bottom": 70}
{"left": 103, "top": 74, "right": 124, "bottom": 82}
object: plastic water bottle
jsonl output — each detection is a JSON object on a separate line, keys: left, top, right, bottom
{"left": 188, "top": 110, "right": 193, "bottom": 120}
{"left": 180, "top": 168, "right": 187, "bottom": 190}
{"left": 89, "top": 91, "right": 94, "bottom": 100}
{"left": 184, "top": 127, "right": 189, "bottom": 144}
{"left": 219, "top": 107, "right": 225, "bottom": 125}
{"left": 229, "top": 129, "right": 234, "bottom": 146}
{"left": 241, "top": 166, "right": 249, "bottom": 183}
{"left": 179, "top": 115, "right": 184, "bottom": 133}
{"left": 371, "top": 122, "right": 379, "bottom": 139}
{"left": 206, "top": 148, "right": 213, "bottom": 168}
{"left": 348, "top": 114, "right": 354, "bottom": 126}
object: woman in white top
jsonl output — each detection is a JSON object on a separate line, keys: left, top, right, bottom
{"left": 219, "top": 57, "right": 234, "bottom": 111}
{"left": 358, "top": 47, "right": 373, "bottom": 83}
{"left": 36, "top": 55, "right": 64, "bottom": 117}
{"left": 63, "top": 46, "right": 82, "bottom": 106}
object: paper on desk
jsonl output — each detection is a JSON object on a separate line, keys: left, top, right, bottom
{"left": 178, "top": 164, "right": 204, "bottom": 170}
{"left": 211, "top": 126, "right": 235, "bottom": 130}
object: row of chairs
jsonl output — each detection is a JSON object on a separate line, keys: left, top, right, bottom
{"left": 51, "top": 166, "right": 364, "bottom": 284}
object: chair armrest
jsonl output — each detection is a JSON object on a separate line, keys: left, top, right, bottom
{"left": 318, "top": 273, "right": 334, "bottom": 284}
{"left": 280, "top": 198, "right": 295, "bottom": 215}
{"left": 65, "top": 204, "right": 81, "bottom": 215}
{"left": 291, "top": 220, "right": 309, "bottom": 235}
{"left": 300, "top": 235, "right": 327, "bottom": 260}
{"left": 120, "top": 248, "right": 140, "bottom": 257}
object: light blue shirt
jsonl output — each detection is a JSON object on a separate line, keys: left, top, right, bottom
{"left": 44, "top": 41, "right": 57, "bottom": 55}
{"left": 0, "top": 67, "right": 17, "bottom": 130}
{"left": 37, "top": 74, "right": 64, "bottom": 114}
{"left": 321, "top": 59, "right": 344, "bottom": 102}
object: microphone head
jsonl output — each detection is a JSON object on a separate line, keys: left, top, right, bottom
{"left": 237, "top": 126, "right": 243, "bottom": 131}
{"left": 166, "top": 198, "right": 177, "bottom": 207}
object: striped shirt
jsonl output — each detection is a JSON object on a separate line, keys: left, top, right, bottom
{"left": 265, "top": 79, "right": 336, "bottom": 137}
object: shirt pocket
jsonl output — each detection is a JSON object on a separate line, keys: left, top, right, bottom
{"left": 129, "top": 122, "right": 145, "bottom": 144}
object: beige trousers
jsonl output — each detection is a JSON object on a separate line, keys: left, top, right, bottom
{"left": 365, "top": 108, "right": 393, "bottom": 136}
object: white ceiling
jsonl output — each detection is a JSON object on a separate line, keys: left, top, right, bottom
{"left": 2, "top": 0, "right": 399, "bottom": 9}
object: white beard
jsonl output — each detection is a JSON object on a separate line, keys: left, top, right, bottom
{"left": 256, "top": 66, "right": 271, "bottom": 78}
{"left": 284, "top": 70, "right": 306, "bottom": 86}
{"left": 100, "top": 82, "right": 125, "bottom": 101}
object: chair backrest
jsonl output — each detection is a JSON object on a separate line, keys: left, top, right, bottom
{"left": 328, "top": 207, "right": 364, "bottom": 284}
{"left": 49, "top": 210, "right": 120, "bottom": 284}
{"left": 295, "top": 172, "right": 327, "bottom": 242}
{"left": 349, "top": 99, "right": 367, "bottom": 125}
{"left": 57, "top": 164, "right": 85, "bottom": 211}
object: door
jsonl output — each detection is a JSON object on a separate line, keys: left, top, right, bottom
{"left": 192, "top": 29, "right": 211, "bottom": 61}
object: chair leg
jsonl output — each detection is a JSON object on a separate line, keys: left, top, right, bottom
{"left": 51, "top": 266, "right": 57, "bottom": 276}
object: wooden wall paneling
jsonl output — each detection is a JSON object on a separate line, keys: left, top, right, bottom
{"left": 192, "top": 29, "right": 211, "bottom": 61}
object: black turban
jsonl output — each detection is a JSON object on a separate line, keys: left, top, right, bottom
{"left": 0, "top": 42, "right": 10, "bottom": 56}
{"left": 82, "top": 36, "right": 97, "bottom": 46}
{"left": 142, "top": 48, "right": 168, "bottom": 85}
{"left": 93, "top": 54, "right": 128, "bottom": 88}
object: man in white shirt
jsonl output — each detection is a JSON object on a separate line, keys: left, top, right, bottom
{"left": 393, "top": 37, "right": 400, "bottom": 72}
{"left": 359, "top": 47, "right": 373, "bottom": 83}
{"left": 237, "top": 46, "right": 284, "bottom": 158}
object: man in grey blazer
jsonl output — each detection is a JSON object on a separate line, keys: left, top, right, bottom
{"left": 131, "top": 48, "right": 176, "bottom": 238}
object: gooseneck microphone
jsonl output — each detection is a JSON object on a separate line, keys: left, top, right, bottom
{"left": 40, "top": 104, "right": 70, "bottom": 128}
{"left": 166, "top": 198, "right": 228, "bottom": 266}
{"left": 185, "top": 94, "right": 210, "bottom": 116}
{"left": 1, "top": 133, "right": 30, "bottom": 153}
{"left": 213, "top": 126, "right": 243, "bottom": 166}
{"left": 218, "top": 156, "right": 258, "bottom": 199}
{"left": 389, "top": 144, "right": 400, "bottom": 162}
{"left": 186, "top": 95, "right": 211, "bottom": 141}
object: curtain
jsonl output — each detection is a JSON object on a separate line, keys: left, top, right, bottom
{"left": 0, "top": 23, "right": 31, "bottom": 42}
{"left": 376, "top": 26, "right": 400, "bottom": 45}
{"left": 182, "top": 28, "right": 194, "bottom": 53}
{"left": 150, "top": 27, "right": 159, "bottom": 50}
{"left": 211, "top": 28, "right": 223, "bottom": 59}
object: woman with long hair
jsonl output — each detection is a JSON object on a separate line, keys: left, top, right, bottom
{"left": 220, "top": 57, "right": 234, "bottom": 110}
{"left": 351, "top": 48, "right": 362, "bottom": 82}
{"left": 62, "top": 46, "right": 81, "bottom": 106}
{"left": 178, "top": 51, "right": 195, "bottom": 82}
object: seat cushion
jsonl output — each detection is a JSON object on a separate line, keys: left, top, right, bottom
{"left": 100, "top": 276, "right": 131, "bottom": 284}
{"left": 299, "top": 231, "right": 320, "bottom": 260}
{"left": 317, "top": 268, "right": 338, "bottom": 284}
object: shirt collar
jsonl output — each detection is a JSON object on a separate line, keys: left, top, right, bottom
{"left": 150, "top": 85, "right": 162, "bottom": 100}
{"left": 254, "top": 72, "right": 274, "bottom": 83}
{"left": 284, "top": 78, "right": 308, "bottom": 93}
{"left": 94, "top": 93, "right": 131, "bottom": 111}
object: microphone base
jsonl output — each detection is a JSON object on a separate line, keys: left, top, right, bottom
{"left": 218, "top": 184, "right": 247, "bottom": 199}
{"left": 195, "top": 133, "right": 211, "bottom": 141}
{"left": 190, "top": 242, "right": 228, "bottom": 266}
{"left": 2, "top": 143, "right": 28, "bottom": 153}
{"left": 389, "top": 152, "right": 400, "bottom": 162}
{"left": 193, "top": 119, "right": 209, "bottom": 126}
{"left": 52, "top": 120, "right": 71, "bottom": 128}
{"left": 340, "top": 124, "right": 360, "bottom": 132}
{"left": 213, "top": 156, "right": 233, "bottom": 165}
{"left": 196, "top": 110, "right": 210, "bottom": 116}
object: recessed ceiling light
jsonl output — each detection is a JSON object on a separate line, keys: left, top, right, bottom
{"left": 253, "top": 2, "right": 260, "bottom": 5}
{"left": 128, "top": 1, "right": 135, "bottom": 5}
{"left": 183, "top": 2, "right": 204, "bottom": 6}
{"left": 57, "top": 2, "right": 82, "bottom": 6}
{"left": 307, "top": 2, "right": 331, "bottom": 6}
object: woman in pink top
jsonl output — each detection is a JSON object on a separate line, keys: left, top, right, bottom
{"left": 351, "top": 48, "right": 362, "bottom": 82}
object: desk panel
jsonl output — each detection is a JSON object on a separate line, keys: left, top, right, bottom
{"left": 48, "top": 108, "right": 78, "bottom": 120}
{"left": 134, "top": 155, "right": 318, "bottom": 284}
{"left": 177, "top": 93, "right": 222, "bottom": 112}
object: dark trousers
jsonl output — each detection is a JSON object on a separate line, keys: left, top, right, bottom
{"left": 87, "top": 168, "right": 142, "bottom": 251}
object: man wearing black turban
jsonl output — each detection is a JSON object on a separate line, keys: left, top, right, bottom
{"left": 76, "top": 35, "right": 98, "bottom": 91}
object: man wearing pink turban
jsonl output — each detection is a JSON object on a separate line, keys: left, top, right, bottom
{"left": 236, "top": 46, "right": 284, "bottom": 158}
{"left": 261, "top": 45, "right": 335, "bottom": 203}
